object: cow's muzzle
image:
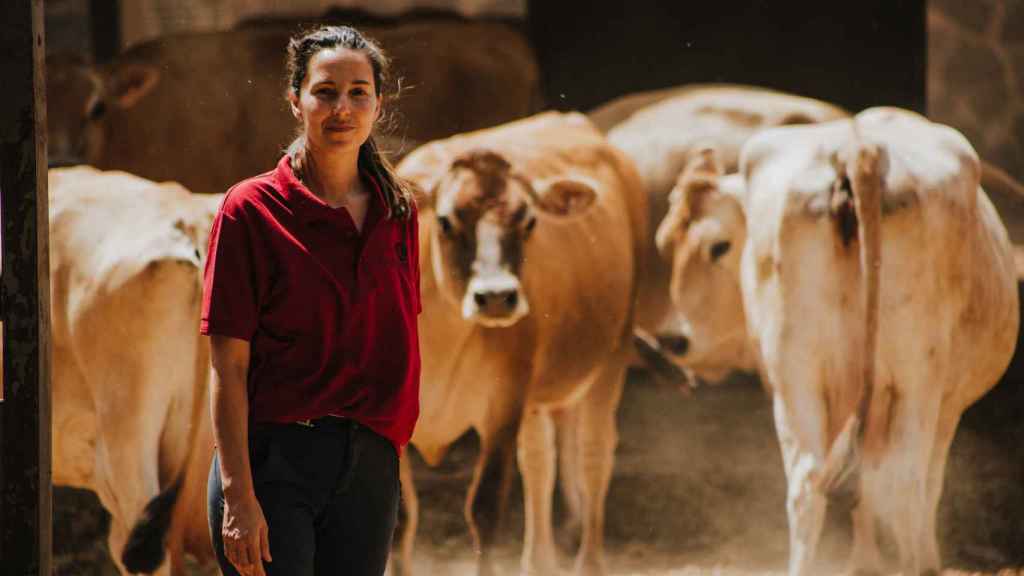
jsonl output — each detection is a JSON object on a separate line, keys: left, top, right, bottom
{"left": 462, "top": 273, "right": 529, "bottom": 327}
{"left": 632, "top": 328, "right": 695, "bottom": 394}
{"left": 655, "top": 332, "right": 690, "bottom": 357}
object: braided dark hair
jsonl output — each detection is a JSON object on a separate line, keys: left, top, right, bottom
{"left": 285, "top": 25, "right": 414, "bottom": 220}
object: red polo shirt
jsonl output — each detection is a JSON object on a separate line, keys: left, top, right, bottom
{"left": 201, "top": 155, "right": 420, "bottom": 451}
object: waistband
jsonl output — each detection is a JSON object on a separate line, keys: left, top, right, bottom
{"left": 251, "top": 414, "right": 356, "bottom": 432}
{"left": 293, "top": 414, "right": 354, "bottom": 429}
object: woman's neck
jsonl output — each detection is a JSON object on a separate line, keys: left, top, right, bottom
{"left": 300, "top": 143, "right": 362, "bottom": 207}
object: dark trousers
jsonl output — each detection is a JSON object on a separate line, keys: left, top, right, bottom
{"left": 208, "top": 418, "right": 400, "bottom": 576}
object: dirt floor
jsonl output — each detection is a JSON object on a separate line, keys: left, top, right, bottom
{"left": 53, "top": 370, "right": 1024, "bottom": 575}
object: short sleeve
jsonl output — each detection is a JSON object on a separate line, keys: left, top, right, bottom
{"left": 410, "top": 206, "right": 422, "bottom": 315}
{"left": 201, "top": 199, "right": 261, "bottom": 340}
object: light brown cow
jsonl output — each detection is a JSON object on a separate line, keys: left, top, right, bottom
{"left": 46, "top": 18, "right": 542, "bottom": 193}
{"left": 657, "top": 109, "right": 1019, "bottom": 575}
{"left": 394, "top": 111, "right": 647, "bottom": 576}
{"left": 42, "top": 167, "right": 222, "bottom": 575}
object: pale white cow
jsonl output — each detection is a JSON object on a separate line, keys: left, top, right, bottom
{"left": 43, "top": 167, "right": 221, "bottom": 575}
{"left": 658, "top": 108, "right": 1018, "bottom": 575}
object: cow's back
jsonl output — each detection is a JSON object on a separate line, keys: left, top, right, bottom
{"left": 605, "top": 84, "right": 850, "bottom": 199}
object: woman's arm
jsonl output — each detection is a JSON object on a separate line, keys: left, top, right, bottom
{"left": 210, "top": 334, "right": 272, "bottom": 575}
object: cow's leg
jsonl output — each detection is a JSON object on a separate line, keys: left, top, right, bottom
{"left": 848, "top": 495, "right": 884, "bottom": 576}
{"left": 886, "top": 403, "right": 932, "bottom": 576}
{"left": 465, "top": 423, "right": 518, "bottom": 576}
{"left": 391, "top": 452, "right": 419, "bottom": 576}
{"left": 518, "top": 405, "right": 560, "bottom": 575}
{"left": 773, "top": 393, "right": 828, "bottom": 576}
{"left": 553, "top": 405, "right": 582, "bottom": 551}
{"left": 919, "top": 405, "right": 960, "bottom": 576}
{"left": 573, "top": 358, "right": 626, "bottom": 576}
{"left": 890, "top": 465, "right": 929, "bottom": 576}
{"left": 76, "top": 259, "right": 201, "bottom": 576}
{"left": 93, "top": 429, "right": 169, "bottom": 576}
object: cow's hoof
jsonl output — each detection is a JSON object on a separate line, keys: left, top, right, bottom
{"left": 573, "top": 557, "right": 608, "bottom": 576}
{"left": 555, "top": 521, "right": 581, "bottom": 554}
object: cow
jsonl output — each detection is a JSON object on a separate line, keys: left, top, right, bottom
{"left": 585, "top": 85, "right": 850, "bottom": 376}
{"left": 653, "top": 108, "right": 1019, "bottom": 575}
{"left": 393, "top": 111, "right": 647, "bottom": 576}
{"left": 596, "top": 84, "right": 850, "bottom": 191}
{"left": 46, "top": 18, "right": 543, "bottom": 193}
{"left": 39, "top": 166, "right": 223, "bottom": 575}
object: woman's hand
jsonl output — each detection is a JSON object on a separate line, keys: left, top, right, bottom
{"left": 222, "top": 491, "right": 272, "bottom": 576}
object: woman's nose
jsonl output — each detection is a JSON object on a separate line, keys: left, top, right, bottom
{"left": 332, "top": 96, "right": 351, "bottom": 115}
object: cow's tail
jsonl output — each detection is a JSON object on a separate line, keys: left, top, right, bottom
{"left": 820, "top": 140, "right": 884, "bottom": 498}
{"left": 121, "top": 477, "right": 184, "bottom": 573}
{"left": 122, "top": 279, "right": 211, "bottom": 574}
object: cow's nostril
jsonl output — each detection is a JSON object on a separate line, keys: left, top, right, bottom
{"left": 503, "top": 291, "right": 518, "bottom": 308}
{"left": 473, "top": 289, "right": 519, "bottom": 313}
{"left": 656, "top": 333, "right": 690, "bottom": 357}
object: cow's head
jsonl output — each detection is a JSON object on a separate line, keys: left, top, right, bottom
{"left": 46, "top": 55, "right": 159, "bottom": 167}
{"left": 653, "top": 147, "right": 756, "bottom": 381}
{"left": 423, "top": 148, "right": 597, "bottom": 327}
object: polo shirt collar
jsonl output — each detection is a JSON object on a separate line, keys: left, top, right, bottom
{"left": 274, "top": 154, "right": 387, "bottom": 225}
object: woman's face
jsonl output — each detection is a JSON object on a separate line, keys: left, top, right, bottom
{"left": 289, "top": 47, "right": 381, "bottom": 154}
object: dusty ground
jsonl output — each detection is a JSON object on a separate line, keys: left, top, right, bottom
{"left": 53, "top": 370, "right": 1024, "bottom": 575}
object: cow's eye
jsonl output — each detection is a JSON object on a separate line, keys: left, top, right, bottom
{"left": 437, "top": 215, "right": 454, "bottom": 236}
{"left": 87, "top": 101, "right": 107, "bottom": 121}
{"left": 524, "top": 216, "right": 537, "bottom": 235}
{"left": 709, "top": 240, "right": 731, "bottom": 262}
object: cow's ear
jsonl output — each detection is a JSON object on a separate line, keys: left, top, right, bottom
{"left": 533, "top": 177, "right": 598, "bottom": 218}
{"left": 111, "top": 64, "right": 160, "bottom": 109}
{"left": 396, "top": 142, "right": 459, "bottom": 211}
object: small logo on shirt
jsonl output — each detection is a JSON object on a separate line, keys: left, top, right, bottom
{"left": 396, "top": 242, "right": 408, "bottom": 263}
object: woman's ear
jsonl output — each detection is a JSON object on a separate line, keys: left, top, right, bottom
{"left": 373, "top": 94, "right": 384, "bottom": 124}
{"left": 288, "top": 91, "right": 302, "bottom": 121}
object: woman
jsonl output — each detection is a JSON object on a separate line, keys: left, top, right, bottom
{"left": 202, "top": 25, "right": 421, "bottom": 576}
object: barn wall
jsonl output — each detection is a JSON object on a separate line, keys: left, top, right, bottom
{"left": 119, "top": 0, "right": 524, "bottom": 49}
{"left": 929, "top": 0, "right": 1024, "bottom": 181}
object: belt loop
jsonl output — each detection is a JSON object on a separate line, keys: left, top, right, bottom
{"left": 335, "top": 419, "right": 363, "bottom": 494}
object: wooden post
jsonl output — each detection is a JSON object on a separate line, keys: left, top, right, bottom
{"left": 0, "top": 1, "right": 52, "bottom": 574}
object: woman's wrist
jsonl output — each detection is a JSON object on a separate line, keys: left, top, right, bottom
{"left": 221, "top": 476, "right": 257, "bottom": 501}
